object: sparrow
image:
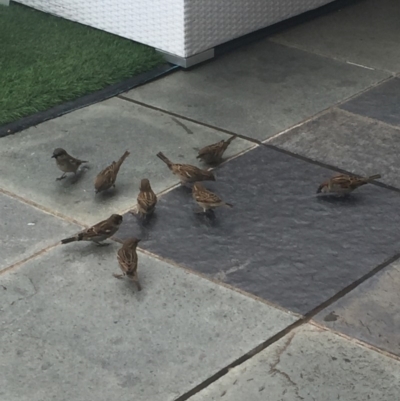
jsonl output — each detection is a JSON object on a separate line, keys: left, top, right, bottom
{"left": 94, "top": 150, "right": 130, "bottom": 193}
{"left": 317, "top": 174, "right": 382, "bottom": 195}
{"left": 52, "top": 148, "right": 88, "bottom": 180}
{"left": 196, "top": 136, "right": 237, "bottom": 165}
{"left": 156, "top": 151, "right": 215, "bottom": 184}
{"left": 113, "top": 237, "right": 142, "bottom": 291}
{"left": 192, "top": 182, "right": 233, "bottom": 213}
{"left": 136, "top": 178, "right": 157, "bottom": 218}
{"left": 61, "top": 214, "right": 123, "bottom": 245}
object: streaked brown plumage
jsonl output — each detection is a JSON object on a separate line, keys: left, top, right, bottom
{"left": 137, "top": 178, "right": 157, "bottom": 217}
{"left": 113, "top": 237, "right": 141, "bottom": 291}
{"left": 94, "top": 150, "right": 130, "bottom": 193}
{"left": 156, "top": 151, "right": 215, "bottom": 183}
{"left": 192, "top": 182, "right": 233, "bottom": 212}
{"left": 196, "top": 135, "right": 237, "bottom": 164}
{"left": 52, "top": 148, "right": 88, "bottom": 180}
{"left": 61, "top": 214, "right": 123, "bottom": 245}
{"left": 317, "top": 174, "right": 381, "bottom": 195}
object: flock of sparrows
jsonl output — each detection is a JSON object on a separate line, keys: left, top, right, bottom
{"left": 52, "top": 135, "right": 238, "bottom": 290}
{"left": 52, "top": 136, "right": 382, "bottom": 291}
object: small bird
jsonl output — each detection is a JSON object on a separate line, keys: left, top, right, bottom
{"left": 156, "top": 151, "right": 215, "bottom": 184}
{"left": 113, "top": 237, "right": 142, "bottom": 291}
{"left": 192, "top": 182, "right": 233, "bottom": 213}
{"left": 94, "top": 150, "right": 130, "bottom": 193}
{"left": 52, "top": 148, "right": 88, "bottom": 180}
{"left": 317, "top": 173, "right": 381, "bottom": 195}
{"left": 196, "top": 136, "right": 237, "bottom": 164}
{"left": 61, "top": 214, "right": 123, "bottom": 245}
{"left": 136, "top": 178, "right": 157, "bottom": 218}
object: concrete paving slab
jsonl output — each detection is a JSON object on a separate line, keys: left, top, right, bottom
{"left": 315, "top": 259, "right": 400, "bottom": 357}
{"left": 0, "top": 244, "right": 296, "bottom": 401}
{"left": 0, "top": 191, "right": 79, "bottom": 272}
{"left": 187, "top": 324, "right": 400, "bottom": 401}
{"left": 269, "top": 108, "right": 400, "bottom": 189}
{"left": 124, "top": 41, "right": 387, "bottom": 141}
{"left": 116, "top": 145, "right": 400, "bottom": 315}
{"left": 271, "top": 0, "right": 400, "bottom": 73}
{"left": 0, "top": 97, "right": 252, "bottom": 226}
{"left": 341, "top": 77, "right": 400, "bottom": 127}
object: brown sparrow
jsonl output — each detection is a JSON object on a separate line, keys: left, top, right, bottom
{"left": 317, "top": 173, "right": 381, "bottom": 195}
{"left": 52, "top": 148, "right": 88, "bottom": 180}
{"left": 196, "top": 135, "right": 237, "bottom": 164}
{"left": 94, "top": 150, "right": 130, "bottom": 193}
{"left": 192, "top": 182, "right": 233, "bottom": 212}
{"left": 113, "top": 237, "right": 141, "bottom": 291}
{"left": 137, "top": 178, "right": 157, "bottom": 218}
{"left": 156, "top": 151, "right": 215, "bottom": 184}
{"left": 61, "top": 214, "right": 123, "bottom": 245}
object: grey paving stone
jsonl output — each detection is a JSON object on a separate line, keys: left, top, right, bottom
{"left": 124, "top": 41, "right": 387, "bottom": 141}
{"left": 269, "top": 108, "right": 400, "bottom": 189}
{"left": 0, "top": 97, "right": 252, "bottom": 226}
{"left": 0, "top": 245, "right": 296, "bottom": 401}
{"left": 0, "top": 191, "right": 79, "bottom": 272}
{"left": 340, "top": 77, "right": 400, "bottom": 127}
{"left": 271, "top": 0, "right": 400, "bottom": 73}
{"left": 116, "top": 145, "right": 400, "bottom": 315}
{"left": 315, "top": 260, "right": 400, "bottom": 357}
{"left": 187, "top": 324, "right": 400, "bottom": 401}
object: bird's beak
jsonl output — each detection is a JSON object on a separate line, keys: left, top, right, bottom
{"left": 51, "top": 155, "right": 55, "bottom": 158}
{"left": 137, "top": 239, "right": 142, "bottom": 243}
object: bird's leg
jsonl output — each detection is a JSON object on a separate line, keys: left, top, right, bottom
{"left": 113, "top": 273, "right": 124, "bottom": 279}
{"left": 205, "top": 209, "right": 216, "bottom": 218}
{"left": 56, "top": 173, "right": 67, "bottom": 181}
{"left": 132, "top": 276, "right": 142, "bottom": 291}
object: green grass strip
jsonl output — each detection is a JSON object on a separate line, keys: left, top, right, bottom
{"left": 0, "top": 3, "right": 165, "bottom": 126}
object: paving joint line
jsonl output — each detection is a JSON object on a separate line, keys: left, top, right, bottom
{"left": 262, "top": 140, "right": 400, "bottom": 194}
{"left": 0, "top": 187, "right": 86, "bottom": 228}
{"left": 173, "top": 318, "right": 307, "bottom": 401}
{"left": 133, "top": 247, "right": 302, "bottom": 318}
{"left": 336, "top": 106, "right": 400, "bottom": 132}
{"left": 303, "top": 252, "right": 400, "bottom": 320}
{"left": 0, "top": 242, "right": 61, "bottom": 277}
{"left": 169, "top": 251, "right": 400, "bottom": 400}
{"left": 267, "top": 38, "right": 397, "bottom": 77}
{"left": 117, "top": 95, "right": 262, "bottom": 145}
{"left": 118, "top": 79, "right": 400, "bottom": 196}
{"left": 309, "top": 321, "right": 400, "bottom": 363}
{"left": 264, "top": 75, "right": 395, "bottom": 144}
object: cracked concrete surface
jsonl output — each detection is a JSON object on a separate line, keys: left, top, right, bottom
{"left": 187, "top": 325, "right": 400, "bottom": 401}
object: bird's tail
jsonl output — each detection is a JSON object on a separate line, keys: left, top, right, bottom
{"left": 156, "top": 152, "right": 173, "bottom": 168}
{"left": 366, "top": 174, "right": 381, "bottom": 181}
{"left": 61, "top": 232, "right": 84, "bottom": 244}
{"left": 61, "top": 236, "right": 78, "bottom": 244}
{"left": 225, "top": 135, "right": 237, "bottom": 145}
{"left": 115, "top": 150, "right": 130, "bottom": 170}
{"left": 224, "top": 202, "right": 234, "bottom": 208}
